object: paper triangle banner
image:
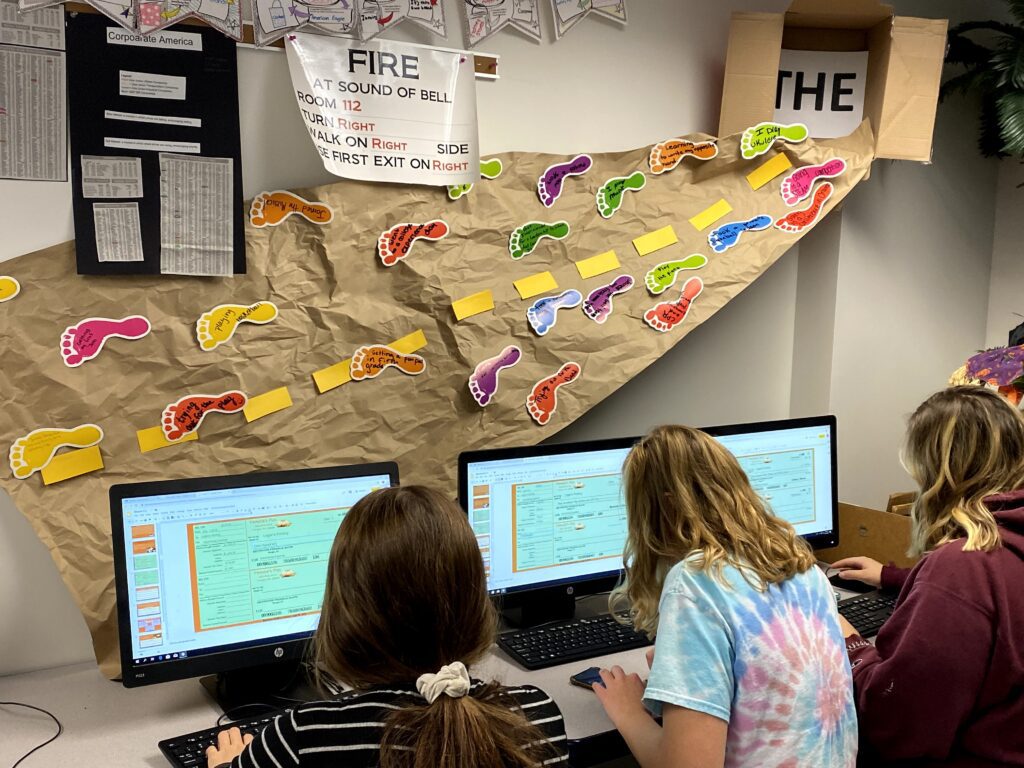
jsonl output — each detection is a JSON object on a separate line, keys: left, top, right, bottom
{"left": 250, "top": 0, "right": 358, "bottom": 47}
{"left": 550, "top": 0, "right": 626, "bottom": 39}
{"left": 135, "top": 0, "right": 243, "bottom": 40}
{"left": 461, "top": 0, "right": 541, "bottom": 49}
{"left": 358, "top": 0, "right": 447, "bottom": 42}
{"left": 19, "top": 0, "right": 137, "bottom": 29}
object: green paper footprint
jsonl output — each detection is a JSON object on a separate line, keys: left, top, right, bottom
{"left": 509, "top": 221, "right": 570, "bottom": 260}
{"left": 596, "top": 171, "right": 646, "bottom": 218}
{"left": 645, "top": 254, "right": 707, "bottom": 294}
{"left": 740, "top": 122, "right": 809, "bottom": 160}
{"left": 447, "top": 159, "right": 504, "bottom": 201}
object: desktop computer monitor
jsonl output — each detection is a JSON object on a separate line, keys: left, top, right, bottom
{"left": 111, "top": 462, "right": 398, "bottom": 689}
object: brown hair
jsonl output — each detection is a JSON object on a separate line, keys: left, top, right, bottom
{"left": 314, "top": 485, "right": 555, "bottom": 768}
{"left": 903, "top": 386, "right": 1024, "bottom": 555}
{"left": 610, "top": 425, "right": 816, "bottom": 635}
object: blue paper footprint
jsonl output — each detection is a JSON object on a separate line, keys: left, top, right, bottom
{"left": 527, "top": 289, "right": 583, "bottom": 336}
{"left": 708, "top": 215, "right": 772, "bottom": 253}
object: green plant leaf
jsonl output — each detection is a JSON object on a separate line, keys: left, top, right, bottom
{"left": 993, "top": 38, "right": 1024, "bottom": 88}
{"left": 1007, "top": 0, "right": 1024, "bottom": 27}
{"left": 980, "top": 94, "right": 1008, "bottom": 157}
{"left": 998, "top": 91, "right": 1024, "bottom": 155}
{"left": 940, "top": 70, "right": 986, "bottom": 102}
{"left": 946, "top": 32, "right": 994, "bottom": 67}
{"left": 948, "top": 19, "right": 1023, "bottom": 37}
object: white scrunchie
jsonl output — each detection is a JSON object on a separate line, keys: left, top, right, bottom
{"left": 416, "top": 661, "right": 471, "bottom": 704}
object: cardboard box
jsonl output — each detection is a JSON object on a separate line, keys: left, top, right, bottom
{"left": 815, "top": 501, "right": 920, "bottom": 568}
{"left": 719, "top": 0, "right": 948, "bottom": 162}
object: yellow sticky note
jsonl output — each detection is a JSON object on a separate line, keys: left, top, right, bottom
{"left": 514, "top": 271, "right": 558, "bottom": 300}
{"left": 575, "top": 251, "right": 620, "bottom": 280}
{"left": 632, "top": 226, "right": 678, "bottom": 256}
{"left": 137, "top": 425, "right": 198, "bottom": 453}
{"left": 243, "top": 387, "right": 293, "bottom": 423}
{"left": 452, "top": 290, "right": 495, "bottom": 321}
{"left": 690, "top": 199, "right": 733, "bottom": 231}
{"left": 41, "top": 446, "right": 103, "bottom": 485}
{"left": 746, "top": 153, "right": 793, "bottom": 190}
{"left": 314, "top": 329, "right": 427, "bottom": 393}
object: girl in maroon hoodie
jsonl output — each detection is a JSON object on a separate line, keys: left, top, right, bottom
{"left": 834, "top": 386, "right": 1024, "bottom": 767}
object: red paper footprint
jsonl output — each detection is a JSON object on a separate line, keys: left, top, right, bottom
{"left": 162, "top": 391, "right": 247, "bottom": 441}
{"left": 527, "top": 362, "right": 581, "bottom": 426}
{"left": 644, "top": 277, "right": 703, "bottom": 333}
{"left": 775, "top": 182, "right": 833, "bottom": 233}
{"left": 377, "top": 220, "right": 449, "bottom": 267}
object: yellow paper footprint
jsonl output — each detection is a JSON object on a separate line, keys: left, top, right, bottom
{"left": 196, "top": 301, "right": 279, "bottom": 351}
{"left": 9, "top": 424, "right": 104, "bottom": 479}
{"left": 0, "top": 276, "right": 21, "bottom": 303}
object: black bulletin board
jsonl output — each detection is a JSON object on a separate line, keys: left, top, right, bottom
{"left": 65, "top": 12, "right": 245, "bottom": 275}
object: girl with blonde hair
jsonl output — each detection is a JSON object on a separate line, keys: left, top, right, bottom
{"left": 593, "top": 425, "right": 857, "bottom": 768}
{"left": 206, "top": 485, "right": 566, "bottom": 768}
{"left": 834, "top": 386, "right": 1024, "bottom": 766}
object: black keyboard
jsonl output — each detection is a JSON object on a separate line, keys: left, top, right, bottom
{"left": 838, "top": 590, "right": 897, "bottom": 638}
{"left": 160, "top": 709, "right": 285, "bottom": 768}
{"left": 498, "top": 613, "right": 652, "bottom": 670}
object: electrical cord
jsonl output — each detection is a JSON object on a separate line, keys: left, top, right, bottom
{"left": 0, "top": 701, "right": 63, "bottom": 768}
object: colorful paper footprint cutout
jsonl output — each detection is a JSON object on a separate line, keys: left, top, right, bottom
{"left": 9, "top": 424, "right": 104, "bottom": 480}
{"left": 596, "top": 172, "right": 646, "bottom": 218}
{"left": 249, "top": 191, "right": 334, "bottom": 228}
{"left": 60, "top": 315, "right": 151, "bottom": 367}
{"left": 509, "top": 221, "right": 570, "bottom": 260}
{"left": 162, "top": 392, "right": 247, "bottom": 442}
{"left": 740, "top": 122, "right": 809, "bottom": 160}
{"left": 644, "top": 277, "right": 704, "bottom": 333}
{"left": 644, "top": 255, "right": 707, "bottom": 295}
{"left": 378, "top": 221, "right": 449, "bottom": 267}
{"left": 447, "top": 158, "right": 504, "bottom": 200}
{"left": 708, "top": 215, "right": 772, "bottom": 254}
{"left": 0, "top": 276, "right": 20, "bottom": 303}
{"left": 648, "top": 139, "right": 718, "bottom": 174}
{"left": 469, "top": 345, "right": 522, "bottom": 407}
{"left": 196, "top": 302, "right": 278, "bottom": 351}
{"left": 527, "top": 362, "right": 581, "bottom": 426}
{"left": 775, "top": 182, "right": 833, "bottom": 233}
{"left": 538, "top": 154, "right": 593, "bottom": 207}
{"left": 350, "top": 345, "right": 426, "bottom": 381}
{"left": 583, "top": 275, "right": 634, "bottom": 324}
{"left": 780, "top": 158, "right": 846, "bottom": 205}
{"left": 527, "top": 289, "right": 583, "bottom": 336}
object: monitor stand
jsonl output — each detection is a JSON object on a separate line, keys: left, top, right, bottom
{"left": 499, "top": 586, "right": 577, "bottom": 628}
{"left": 200, "top": 660, "right": 327, "bottom": 715}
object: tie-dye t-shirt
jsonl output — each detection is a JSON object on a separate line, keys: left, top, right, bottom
{"left": 643, "top": 558, "right": 857, "bottom": 767}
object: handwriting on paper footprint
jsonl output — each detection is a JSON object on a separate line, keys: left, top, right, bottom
{"left": 648, "top": 139, "right": 719, "bottom": 174}
{"left": 527, "top": 362, "right": 581, "bottom": 426}
{"left": 162, "top": 392, "right": 247, "bottom": 442}
{"left": 509, "top": 221, "right": 570, "bottom": 260}
{"left": 196, "top": 301, "right": 278, "bottom": 352}
{"left": 0, "top": 276, "right": 20, "bottom": 303}
{"left": 9, "top": 424, "right": 104, "bottom": 480}
{"left": 378, "top": 221, "right": 449, "bottom": 267}
{"left": 447, "top": 159, "right": 503, "bottom": 201}
{"left": 538, "top": 154, "right": 593, "bottom": 208}
{"left": 596, "top": 172, "right": 646, "bottom": 218}
{"left": 527, "top": 289, "right": 583, "bottom": 336}
{"left": 780, "top": 158, "right": 846, "bottom": 205}
{"left": 644, "top": 254, "right": 707, "bottom": 295}
{"left": 60, "top": 316, "right": 151, "bottom": 367}
{"left": 775, "top": 182, "right": 833, "bottom": 233}
{"left": 708, "top": 215, "right": 772, "bottom": 254}
{"left": 583, "top": 275, "right": 634, "bottom": 324}
{"left": 448, "top": 183, "right": 473, "bottom": 200}
{"left": 249, "top": 191, "right": 334, "bottom": 228}
{"left": 644, "top": 277, "right": 704, "bottom": 333}
{"left": 740, "top": 122, "right": 809, "bottom": 160}
{"left": 350, "top": 345, "right": 426, "bottom": 381}
{"left": 469, "top": 345, "right": 522, "bottom": 407}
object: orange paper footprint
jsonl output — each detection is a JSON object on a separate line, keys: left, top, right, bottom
{"left": 649, "top": 139, "right": 719, "bottom": 174}
{"left": 378, "top": 221, "right": 449, "bottom": 267}
{"left": 644, "top": 277, "right": 704, "bottom": 333}
{"left": 249, "top": 191, "right": 334, "bottom": 228}
{"left": 350, "top": 345, "right": 426, "bottom": 380}
{"left": 161, "top": 391, "right": 247, "bottom": 442}
{"left": 527, "top": 362, "right": 581, "bottom": 426}
{"left": 775, "top": 182, "right": 833, "bottom": 233}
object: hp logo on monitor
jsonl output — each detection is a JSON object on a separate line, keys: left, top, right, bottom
{"left": 274, "top": 647, "right": 284, "bottom": 658}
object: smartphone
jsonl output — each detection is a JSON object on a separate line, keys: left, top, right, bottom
{"left": 569, "top": 666, "right": 605, "bottom": 690}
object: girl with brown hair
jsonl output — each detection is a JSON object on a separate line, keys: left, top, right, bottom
{"left": 833, "top": 386, "right": 1024, "bottom": 766}
{"left": 206, "top": 485, "right": 566, "bottom": 768}
{"left": 592, "top": 425, "right": 857, "bottom": 768}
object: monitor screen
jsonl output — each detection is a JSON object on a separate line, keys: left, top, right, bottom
{"left": 112, "top": 463, "right": 397, "bottom": 686}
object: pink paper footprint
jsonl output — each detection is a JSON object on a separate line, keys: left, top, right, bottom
{"left": 780, "top": 158, "right": 846, "bottom": 205}
{"left": 469, "top": 345, "right": 522, "bottom": 407}
{"left": 60, "top": 316, "right": 151, "bottom": 367}
{"left": 538, "top": 154, "right": 593, "bottom": 207}
{"left": 583, "top": 274, "right": 634, "bottom": 324}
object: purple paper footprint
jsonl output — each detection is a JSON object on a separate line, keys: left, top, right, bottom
{"left": 583, "top": 275, "right": 634, "bottom": 324}
{"left": 538, "top": 154, "right": 593, "bottom": 207}
{"left": 469, "top": 345, "right": 522, "bottom": 406}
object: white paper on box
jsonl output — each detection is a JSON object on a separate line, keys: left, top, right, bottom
{"left": 0, "top": 45, "right": 66, "bottom": 181}
{"left": 93, "top": 202, "right": 145, "bottom": 262}
{"left": 119, "top": 70, "right": 186, "bottom": 100}
{"left": 82, "top": 155, "right": 143, "bottom": 198}
{"left": 774, "top": 50, "right": 868, "bottom": 139}
{"left": 158, "top": 153, "right": 234, "bottom": 276}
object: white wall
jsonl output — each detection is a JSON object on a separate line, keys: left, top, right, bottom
{"left": 0, "top": 0, "right": 1002, "bottom": 675}
{"left": 986, "top": 159, "right": 1024, "bottom": 347}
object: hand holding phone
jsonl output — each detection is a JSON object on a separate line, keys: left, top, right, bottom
{"left": 569, "top": 666, "right": 605, "bottom": 690}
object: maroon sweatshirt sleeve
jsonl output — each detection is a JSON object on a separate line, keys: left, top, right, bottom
{"left": 846, "top": 582, "right": 994, "bottom": 762}
{"left": 879, "top": 564, "right": 911, "bottom": 592}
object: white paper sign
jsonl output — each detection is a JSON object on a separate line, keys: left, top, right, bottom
{"left": 119, "top": 70, "right": 186, "bottom": 100}
{"left": 774, "top": 50, "right": 867, "bottom": 139}
{"left": 93, "top": 202, "right": 145, "bottom": 262}
{"left": 285, "top": 34, "right": 479, "bottom": 186}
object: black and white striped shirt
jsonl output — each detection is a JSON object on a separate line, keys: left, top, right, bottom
{"left": 225, "top": 681, "right": 568, "bottom": 767}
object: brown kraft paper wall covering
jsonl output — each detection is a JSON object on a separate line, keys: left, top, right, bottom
{"left": 0, "top": 122, "right": 875, "bottom": 677}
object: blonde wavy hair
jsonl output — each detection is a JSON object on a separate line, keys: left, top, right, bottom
{"left": 610, "top": 425, "right": 816, "bottom": 636}
{"left": 904, "top": 386, "right": 1024, "bottom": 556}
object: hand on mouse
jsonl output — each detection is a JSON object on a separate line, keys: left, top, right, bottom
{"left": 831, "top": 556, "right": 883, "bottom": 588}
{"left": 206, "top": 726, "right": 253, "bottom": 768}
